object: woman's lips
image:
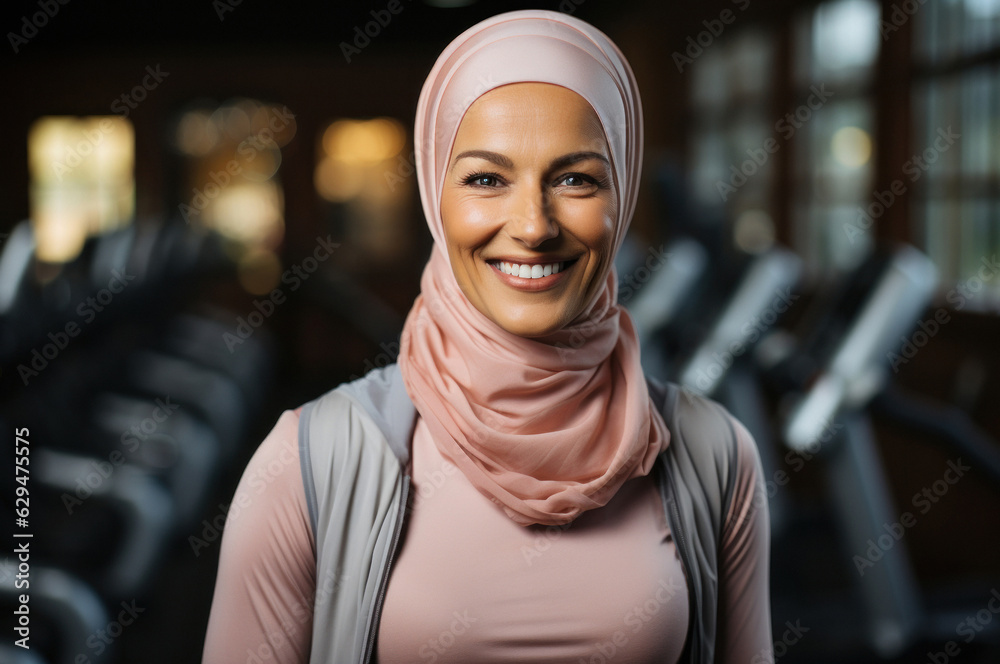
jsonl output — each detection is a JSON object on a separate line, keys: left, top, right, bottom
{"left": 487, "top": 258, "right": 576, "bottom": 291}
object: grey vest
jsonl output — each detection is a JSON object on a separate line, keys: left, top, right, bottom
{"left": 299, "top": 364, "right": 739, "bottom": 663}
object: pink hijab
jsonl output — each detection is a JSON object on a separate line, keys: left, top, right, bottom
{"left": 398, "top": 9, "right": 668, "bottom": 527}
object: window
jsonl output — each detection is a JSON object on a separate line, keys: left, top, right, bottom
{"left": 912, "top": 0, "right": 1000, "bottom": 308}
{"left": 688, "top": 28, "right": 778, "bottom": 252}
{"left": 314, "top": 117, "right": 412, "bottom": 270}
{"left": 28, "top": 116, "right": 135, "bottom": 263}
{"left": 173, "top": 99, "right": 296, "bottom": 294}
{"left": 687, "top": 0, "right": 884, "bottom": 271}
{"left": 790, "top": 0, "right": 881, "bottom": 277}
{"left": 688, "top": 0, "right": 1000, "bottom": 296}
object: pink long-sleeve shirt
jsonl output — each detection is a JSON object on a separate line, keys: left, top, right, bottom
{"left": 202, "top": 408, "right": 772, "bottom": 663}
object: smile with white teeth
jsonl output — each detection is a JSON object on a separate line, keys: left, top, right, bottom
{"left": 494, "top": 261, "right": 565, "bottom": 279}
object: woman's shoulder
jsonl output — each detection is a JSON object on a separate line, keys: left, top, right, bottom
{"left": 650, "top": 378, "right": 764, "bottom": 517}
{"left": 289, "top": 365, "right": 412, "bottom": 530}
{"left": 294, "top": 363, "right": 411, "bottom": 427}
{"left": 651, "top": 379, "right": 750, "bottom": 464}
{"left": 300, "top": 363, "right": 414, "bottom": 462}
{"left": 674, "top": 386, "right": 760, "bottom": 464}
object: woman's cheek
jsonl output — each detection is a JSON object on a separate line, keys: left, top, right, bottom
{"left": 460, "top": 197, "right": 504, "bottom": 239}
{"left": 565, "top": 199, "right": 615, "bottom": 246}
{"left": 444, "top": 196, "right": 490, "bottom": 250}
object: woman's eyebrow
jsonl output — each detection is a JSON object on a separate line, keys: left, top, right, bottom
{"left": 451, "top": 150, "right": 514, "bottom": 170}
{"left": 549, "top": 151, "right": 611, "bottom": 171}
{"left": 451, "top": 149, "right": 610, "bottom": 171}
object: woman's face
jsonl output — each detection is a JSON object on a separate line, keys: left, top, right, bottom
{"left": 440, "top": 82, "right": 618, "bottom": 338}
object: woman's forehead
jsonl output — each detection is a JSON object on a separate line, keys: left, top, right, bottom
{"left": 453, "top": 83, "right": 609, "bottom": 155}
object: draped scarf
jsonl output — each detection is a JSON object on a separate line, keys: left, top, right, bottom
{"left": 399, "top": 9, "right": 668, "bottom": 526}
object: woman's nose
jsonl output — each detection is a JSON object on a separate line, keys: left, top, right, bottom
{"left": 506, "top": 184, "right": 558, "bottom": 248}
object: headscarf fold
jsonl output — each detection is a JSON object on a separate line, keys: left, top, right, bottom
{"left": 399, "top": 9, "right": 668, "bottom": 526}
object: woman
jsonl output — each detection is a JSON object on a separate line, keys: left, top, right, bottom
{"left": 203, "top": 9, "right": 771, "bottom": 664}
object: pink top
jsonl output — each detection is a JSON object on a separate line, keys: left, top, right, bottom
{"left": 377, "top": 417, "right": 688, "bottom": 663}
{"left": 202, "top": 408, "right": 772, "bottom": 663}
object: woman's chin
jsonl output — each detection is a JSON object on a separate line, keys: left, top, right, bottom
{"left": 486, "top": 304, "right": 573, "bottom": 339}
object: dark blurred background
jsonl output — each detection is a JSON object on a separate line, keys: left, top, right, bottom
{"left": 1, "top": 0, "right": 999, "bottom": 662}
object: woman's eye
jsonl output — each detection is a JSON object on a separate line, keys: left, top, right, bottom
{"left": 558, "top": 173, "right": 593, "bottom": 187}
{"left": 464, "top": 173, "right": 500, "bottom": 187}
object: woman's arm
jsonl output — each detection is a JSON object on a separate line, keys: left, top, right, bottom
{"left": 202, "top": 409, "right": 316, "bottom": 664}
{"left": 717, "top": 417, "right": 774, "bottom": 663}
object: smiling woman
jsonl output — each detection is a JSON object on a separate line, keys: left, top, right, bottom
{"left": 441, "top": 82, "right": 617, "bottom": 337}
{"left": 203, "top": 9, "right": 772, "bottom": 664}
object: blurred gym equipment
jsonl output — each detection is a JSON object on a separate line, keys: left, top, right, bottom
{"left": 0, "top": 218, "right": 274, "bottom": 663}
